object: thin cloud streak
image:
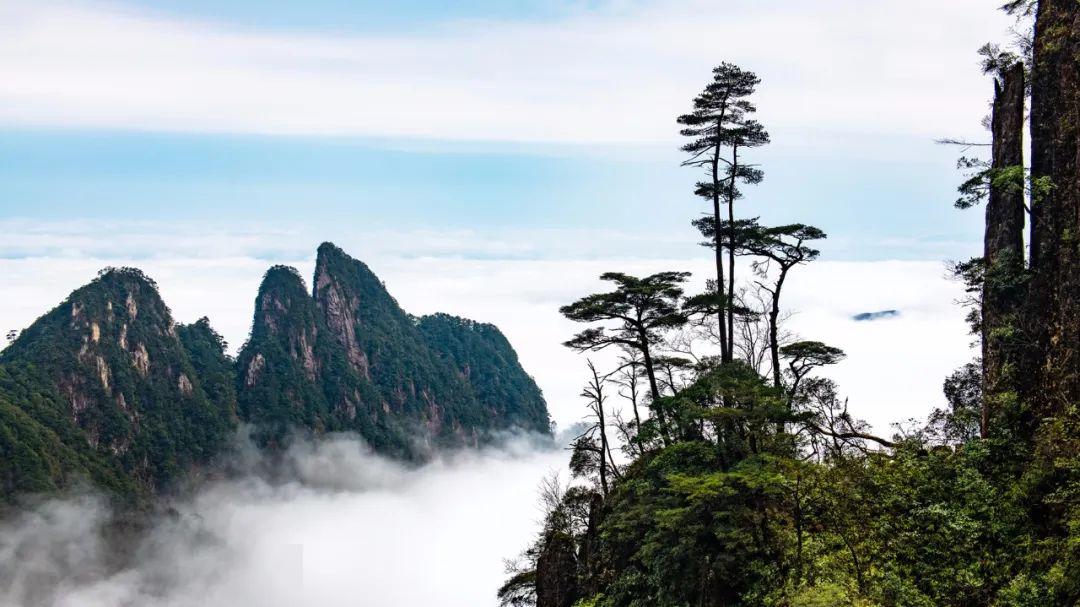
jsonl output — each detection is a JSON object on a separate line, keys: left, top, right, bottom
{"left": 0, "top": 0, "right": 1013, "bottom": 144}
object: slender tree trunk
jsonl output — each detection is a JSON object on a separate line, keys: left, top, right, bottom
{"left": 711, "top": 135, "right": 729, "bottom": 362}
{"left": 640, "top": 336, "right": 671, "bottom": 445}
{"left": 628, "top": 365, "right": 645, "bottom": 456}
{"left": 770, "top": 267, "right": 789, "bottom": 433}
{"left": 769, "top": 269, "right": 787, "bottom": 391}
{"left": 595, "top": 382, "right": 610, "bottom": 496}
{"left": 842, "top": 532, "right": 865, "bottom": 593}
{"left": 596, "top": 416, "right": 609, "bottom": 497}
{"left": 605, "top": 438, "right": 620, "bottom": 482}
{"left": 726, "top": 145, "right": 740, "bottom": 360}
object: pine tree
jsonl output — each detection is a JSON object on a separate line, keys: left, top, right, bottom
{"left": 679, "top": 63, "right": 770, "bottom": 362}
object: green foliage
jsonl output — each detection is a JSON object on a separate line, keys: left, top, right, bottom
{"left": 177, "top": 317, "right": 238, "bottom": 424}
{"left": 1, "top": 245, "right": 549, "bottom": 502}
{"left": 502, "top": 11, "right": 1080, "bottom": 607}
{"left": 0, "top": 268, "right": 233, "bottom": 497}
{"left": 510, "top": 356, "right": 1052, "bottom": 607}
{"left": 418, "top": 313, "right": 550, "bottom": 434}
{"left": 237, "top": 244, "right": 550, "bottom": 456}
{"left": 560, "top": 272, "right": 691, "bottom": 348}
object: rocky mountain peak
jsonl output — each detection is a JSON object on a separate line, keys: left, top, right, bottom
{"left": 0, "top": 267, "right": 235, "bottom": 494}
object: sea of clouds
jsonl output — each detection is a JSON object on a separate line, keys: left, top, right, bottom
{"left": 0, "top": 220, "right": 974, "bottom": 433}
{"left": 0, "top": 432, "right": 568, "bottom": 607}
{"left": 0, "top": 221, "right": 976, "bottom": 607}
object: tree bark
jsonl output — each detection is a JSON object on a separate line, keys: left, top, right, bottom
{"left": 640, "top": 335, "right": 671, "bottom": 445}
{"left": 770, "top": 268, "right": 788, "bottom": 434}
{"left": 595, "top": 379, "right": 610, "bottom": 496}
{"left": 726, "top": 145, "right": 740, "bottom": 362}
{"left": 712, "top": 128, "right": 730, "bottom": 363}
{"left": 769, "top": 269, "right": 788, "bottom": 391}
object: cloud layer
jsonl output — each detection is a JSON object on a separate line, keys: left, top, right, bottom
{"left": 0, "top": 222, "right": 973, "bottom": 434}
{"left": 0, "top": 434, "right": 566, "bottom": 607}
{"left": 0, "top": 0, "right": 1012, "bottom": 144}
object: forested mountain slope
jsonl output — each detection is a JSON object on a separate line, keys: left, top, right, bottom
{"left": 0, "top": 244, "right": 549, "bottom": 502}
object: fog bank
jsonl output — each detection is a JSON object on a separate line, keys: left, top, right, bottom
{"left": 0, "top": 434, "right": 566, "bottom": 607}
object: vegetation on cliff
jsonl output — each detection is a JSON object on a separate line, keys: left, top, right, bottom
{"left": 0, "top": 268, "right": 234, "bottom": 499}
{"left": 237, "top": 243, "right": 551, "bottom": 456}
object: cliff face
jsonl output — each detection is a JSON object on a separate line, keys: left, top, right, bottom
{"left": 234, "top": 265, "right": 344, "bottom": 447}
{"left": 1014, "top": 0, "right": 1080, "bottom": 533}
{"left": 310, "top": 242, "right": 478, "bottom": 447}
{"left": 236, "top": 242, "right": 550, "bottom": 455}
{"left": 1025, "top": 2, "right": 1080, "bottom": 415}
{"left": 0, "top": 268, "right": 235, "bottom": 495}
{"left": 981, "top": 62, "right": 1026, "bottom": 440}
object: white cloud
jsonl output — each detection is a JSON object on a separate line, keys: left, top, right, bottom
{"left": 0, "top": 0, "right": 1014, "bottom": 144}
{"left": 0, "top": 435, "right": 567, "bottom": 607}
{"left": 0, "top": 223, "right": 973, "bottom": 434}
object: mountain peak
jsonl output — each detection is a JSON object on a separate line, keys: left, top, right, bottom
{"left": 0, "top": 267, "right": 235, "bottom": 495}
{"left": 316, "top": 240, "right": 346, "bottom": 258}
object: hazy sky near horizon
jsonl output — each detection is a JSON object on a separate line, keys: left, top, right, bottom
{"left": 0, "top": 0, "right": 1016, "bottom": 430}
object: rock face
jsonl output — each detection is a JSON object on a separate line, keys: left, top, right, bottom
{"left": 535, "top": 528, "right": 580, "bottom": 607}
{"left": 1024, "top": 2, "right": 1080, "bottom": 422}
{"left": 981, "top": 62, "right": 1026, "bottom": 439}
{"left": 234, "top": 265, "right": 346, "bottom": 447}
{"left": 0, "top": 268, "right": 235, "bottom": 496}
{"left": 237, "top": 243, "right": 551, "bottom": 456}
{"left": 971, "top": 0, "right": 1080, "bottom": 549}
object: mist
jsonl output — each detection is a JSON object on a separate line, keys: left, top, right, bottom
{"left": 0, "top": 433, "right": 567, "bottom": 607}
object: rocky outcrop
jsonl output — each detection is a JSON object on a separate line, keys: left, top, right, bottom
{"left": 0, "top": 268, "right": 234, "bottom": 494}
{"left": 1024, "top": 2, "right": 1080, "bottom": 407}
{"left": 235, "top": 243, "right": 550, "bottom": 456}
{"left": 0, "top": 245, "right": 549, "bottom": 501}
{"left": 535, "top": 529, "right": 580, "bottom": 607}
{"left": 981, "top": 61, "right": 1027, "bottom": 439}
{"left": 234, "top": 265, "right": 345, "bottom": 447}
{"left": 313, "top": 252, "right": 370, "bottom": 380}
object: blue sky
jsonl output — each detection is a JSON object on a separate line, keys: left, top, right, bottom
{"left": 120, "top": 0, "right": 591, "bottom": 31}
{"left": 0, "top": 129, "right": 977, "bottom": 260}
{"left": 0, "top": 0, "right": 1012, "bottom": 261}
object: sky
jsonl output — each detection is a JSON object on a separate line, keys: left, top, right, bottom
{"left": 0, "top": 0, "right": 1015, "bottom": 438}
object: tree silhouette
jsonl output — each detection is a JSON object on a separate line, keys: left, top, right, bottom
{"left": 743, "top": 223, "right": 826, "bottom": 388}
{"left": 780, "top": 340, "right": 846, "bottom": 406}
{"left": 561, "top": 271, "right": 691, "bottom": 443}
{"left": 679, "top": 63, "right": 770, "bottom": 362}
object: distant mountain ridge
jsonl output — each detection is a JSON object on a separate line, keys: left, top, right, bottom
{"left": 0, "top": 242, "right": 549, "bottom": 501}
